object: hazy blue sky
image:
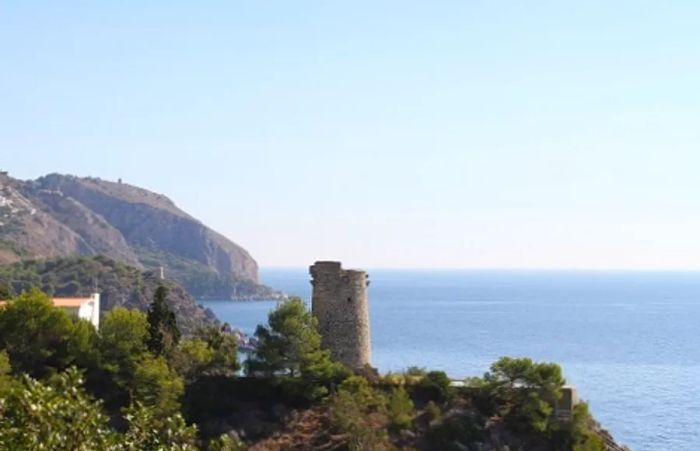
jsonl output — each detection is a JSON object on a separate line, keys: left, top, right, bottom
{"left": 2, "top": 1, "right": 700, "bottom": 269}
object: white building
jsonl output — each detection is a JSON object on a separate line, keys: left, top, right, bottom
{"left": 0, "top": 293, "right": 101, "bottom": 329}
{"left": 51, "top": 293, "right": 101, "bottom": 330}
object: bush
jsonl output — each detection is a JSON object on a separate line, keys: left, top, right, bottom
{"left": 425, "top": 400, "right": 441, "bottom": 423}
{"left": 327, "top": 376, "right": 393, "bottom": 451}
{"left": 0, "top": 368, "right": 117, "bottom": 450}
{"left": 132, "top": 355, "right": 184, "bottom": 418}
{"left": 207, "top": 433, "right": 247, "bottom": 451}
{"left": 416, "top": 370, "right": 453, "bottom": 402}
{"left": 387, "top": 386, "right": 415, "bottom": 430}
{"left": 425, "top": 411, "right": 482, "bottom": 451}
{"left": 121, "top": 401, "right": 198, "bottom": 451}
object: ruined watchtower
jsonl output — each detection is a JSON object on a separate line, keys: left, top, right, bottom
{"left": 310, "top": 261, "right": 371, "bottom": 370}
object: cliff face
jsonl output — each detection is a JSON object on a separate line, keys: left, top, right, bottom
{"left": 0, "top": 172, "right": 278, "bottom": 299}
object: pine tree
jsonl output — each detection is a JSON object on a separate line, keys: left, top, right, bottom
{"left": 146, "top": 285, "right": 181, "bottom": 356}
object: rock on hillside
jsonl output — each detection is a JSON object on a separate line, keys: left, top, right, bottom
{"left": 0, "top": 173, "right": 91, "bottom": 262}
{"left": 32, "top": 188, "right": 141, "bottom": 266}
{"left": 0, "top": 171, "right": 281, "bottom": 300}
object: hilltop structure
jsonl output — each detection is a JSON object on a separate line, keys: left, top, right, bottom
{"left": 309, "top": 261, "right": 371, "bottom": 370}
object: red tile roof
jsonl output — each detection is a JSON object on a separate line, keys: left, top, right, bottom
{"left": 0, "top": 297, "right": 92, "bottom": 308}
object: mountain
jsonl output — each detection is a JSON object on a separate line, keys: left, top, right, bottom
{"left": 0, "top": 171, "right": 280, "bottom": 300}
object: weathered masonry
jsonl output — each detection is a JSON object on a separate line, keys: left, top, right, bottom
{"left": 310, "top": 261, "right": 371, "bottom": 370}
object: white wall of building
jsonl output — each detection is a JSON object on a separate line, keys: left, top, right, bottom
{"left": 77, "top": 293, "right": 100, "bottom": 330}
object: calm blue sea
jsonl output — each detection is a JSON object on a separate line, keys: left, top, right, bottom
{"left": 199, "top": 269, "right": 700, "bottom": 451}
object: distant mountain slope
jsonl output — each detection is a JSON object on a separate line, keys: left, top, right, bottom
{"left": 0, "top": 172, "right": 280, "bottom": 300}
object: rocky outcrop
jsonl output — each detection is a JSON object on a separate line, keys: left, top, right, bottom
{"left": 0, "top": 172, "right": 279, "bottom": 300}
{"left": 31, "top": 189, "right": 141, "bottom": 266}
{"left": 0, "top": 173, "right": 90, "bottom": 262}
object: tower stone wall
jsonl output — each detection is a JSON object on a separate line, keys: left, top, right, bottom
{"left": 310, "top": 261, "right": 371, "bottom": 370}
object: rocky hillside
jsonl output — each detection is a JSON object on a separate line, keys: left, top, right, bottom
{"left": 0, "top": 172, "right": 280, "bottom": 300}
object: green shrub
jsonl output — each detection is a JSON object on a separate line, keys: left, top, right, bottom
{"left": 416, "top": 370, "right": 453, "bottom": 402}
{"left": 0, "top": 368, "right": 117, "bottom": 450}
{"left": 132, "top": 355, "right": 184, "bottom": 418}
{"left": 425, "top": 400, "right": 442, "bottom": 423}
{"left": 387, "top": 386, "right": 415, "bottom": 430}
{"left": 426, "top": 412, "right": 482, "bottom": 451}
{"left": 207, "top": 433, "right": 247, "bottom": 451}
{"left": 327, "top": 376, "right": 393, "bottom": 451}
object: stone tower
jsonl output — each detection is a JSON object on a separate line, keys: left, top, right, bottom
{"left": 310, "top": 261, "right": 371, "bottom": 370}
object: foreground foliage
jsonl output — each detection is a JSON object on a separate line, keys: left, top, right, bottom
{"left": 0, "top": 289, "right": 610, "bottom": 450}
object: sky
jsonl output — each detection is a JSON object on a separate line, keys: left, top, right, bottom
{"left": 2, "top": 1, "right": 700, "bottom": 270}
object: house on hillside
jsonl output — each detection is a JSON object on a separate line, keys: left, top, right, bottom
{"left": 52, "top": 294, "right": 101, "bottom": 329}
{"left": 0, "top": 293, "right": 101, "bottom": 329}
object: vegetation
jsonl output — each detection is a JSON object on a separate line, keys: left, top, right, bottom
{"left": 0, "top": 289, "right": 94, "bottom": 378}
{"left": 133, "top": 246, "right": 279, "bottom": 300}
{"left": 0, "top": 256, "right": 139, "bottom": 298}
{"left": 0, "top": 289, "right": 608, "bottom": 450}
{"left": 245, "top": 296, "right": 349, "bottom": 400}
{"left": 0, "top": 282, "right": 12, "bottom": 299}
{"left": 147, "top": 285, "right": 181, "bottom": 357}
{"left": 0, "top": 368, "right": 198, "bottom": 450}
{"left": 0, "top": 255, "right": 216, "bottom": 334}
{"left": 483, "top": 356, "right": 565, "bottom": 433}
{"left": 328, "top": 375, "right": 393, "bottom": 450}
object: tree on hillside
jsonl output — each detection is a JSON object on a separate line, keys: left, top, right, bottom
{"left": 97, "top": 307, "right": 150, "bottom": 406}
{"left": 146, "top": 286, "right": 180, "bottom": 357}
{"left": 194, "top": 326, "right": 239, "bottom": 377}
{"left": 172, "top": 326, "right": 239, "bottom": 381}
{"left": 484, "top": 357, "right": 565, "bottom": 433}
{"left": 0, "top": 289, "right": 95, "bottom": 378}
{"left": 132, "top": 355, "right": 184, "bottom": 418}
{"left": 416, "top": 370, "right": 454, "bottom": 402}
{"left": 246, "top": 297, "right": 349, "bottom": 398}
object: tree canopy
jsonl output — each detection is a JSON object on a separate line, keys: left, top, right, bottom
{"left": 245, "top": 297, "right": 349, "bottom": 399}
{"left": 147, "top": 285, "right": 181, "bottom": 357}
{"left": 484, "top": 357, "right": 566, "bottom": 433}
{"left": 0, "top": 289, "right": 94, "bottom": 378}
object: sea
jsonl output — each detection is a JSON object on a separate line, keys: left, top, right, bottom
{"left": 199, "top": 268, "right": 700, "bottom": 451}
